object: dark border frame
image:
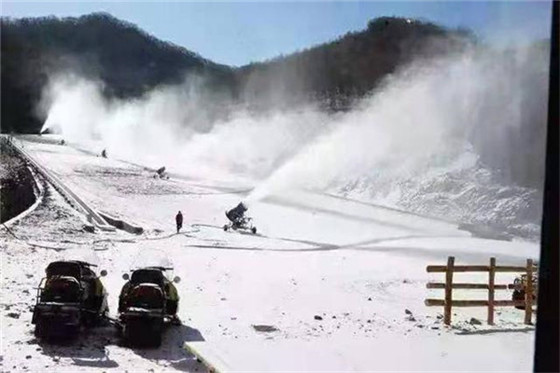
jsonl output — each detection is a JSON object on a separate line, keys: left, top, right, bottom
{"left": 534, "top": 1, "right": 559, "bottom": 372}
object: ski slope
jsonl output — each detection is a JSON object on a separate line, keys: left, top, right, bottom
{"left": 1, "top": 135, "right": 539, "bottom": 372}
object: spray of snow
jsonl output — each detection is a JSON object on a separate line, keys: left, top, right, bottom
{"left": 40, "top": 76, "right": 329, "bottom": 183}
{"left": 39, "top": 43, "right": 548, "bottom": 237}
{"left": 245, "top": 46, "right": 548, "bottom": 208}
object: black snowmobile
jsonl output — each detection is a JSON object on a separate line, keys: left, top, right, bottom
{"left": 32, "top": 261, "right": 109, "bottom": 339}
{"left": 223, "top": 202, "right": 257, "bottom": 234}
{"left": 118, "top": 266, "right": 181, "bottom": 347}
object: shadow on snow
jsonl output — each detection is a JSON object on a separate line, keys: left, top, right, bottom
{"left": 34, "top": 323, "right": 205, "bottom": 371}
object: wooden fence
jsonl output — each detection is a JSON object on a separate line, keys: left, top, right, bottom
{"left": 425, "top": 256, "right": 537, "bottom": 325}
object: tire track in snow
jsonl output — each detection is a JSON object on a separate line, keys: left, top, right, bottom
{"left": 185, "top": 225, "right": 465, "bottom": 253}
{"left": 263, "top": 195, "right": 433, "bottom": 233}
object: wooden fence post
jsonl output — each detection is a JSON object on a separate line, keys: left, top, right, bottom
{"left": 444, "top": 256, "right": 455, "bottom": 325}
{"left": 488, "top": 257, "right": 496, "bottom": 325}
{"left": 525, "top": 259, "right": 534, "bottom": 325}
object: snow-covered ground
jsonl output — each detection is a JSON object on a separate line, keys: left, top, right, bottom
{"left": 1, "top": 136, "right": 539, "bottom": 372}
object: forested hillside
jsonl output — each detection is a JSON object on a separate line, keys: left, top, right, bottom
{"left": 1, "top": 12, "right": 234, "bottom": 133}
{"left": 238, "top": 17, "right": 472, "bottom": 110}
{"left": 1, "top": 14, "right": 470, "bottom": 133}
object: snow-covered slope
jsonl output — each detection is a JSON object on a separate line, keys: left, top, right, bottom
{"left": 331, "top": 150, "right": 542, "bottom": 241}
{"left": 1, "top": 136, "right": 539, "bottom": 372}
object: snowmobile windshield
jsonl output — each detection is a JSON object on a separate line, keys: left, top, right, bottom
{"left": 58, "top": 248, "right": 101, "bottom": 269}
{"left": 46, "top": 262, "right": 82, "bottom": 279}
{"left": 130, "top": 269, "right": 166, "bottom": 287}
{"left": 41, "top": 277, "right": 81, "bottom": 303}
{"left": 129, "top": 249, "right": 174, "bottom": 280}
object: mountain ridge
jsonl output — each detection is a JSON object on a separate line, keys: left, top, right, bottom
{"left": 1, "top": 13, "right": 471, "bottom": 133}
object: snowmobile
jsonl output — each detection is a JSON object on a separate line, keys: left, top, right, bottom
{"left": 118, "top": 266, "right": 181, "bottom": 347}
{"left": 223, "top": 202, "right": 257, "bottom": 234}
{"left": 512, "top": 273, "right": 538, "bottom": 310}
{"left": 32, "top": 261, "right": 109, "bottom": 339}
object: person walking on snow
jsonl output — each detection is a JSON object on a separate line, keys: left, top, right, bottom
{"left": 175, "top": 211, "right": 183, "bottom": 233}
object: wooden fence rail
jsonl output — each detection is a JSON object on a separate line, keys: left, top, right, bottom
{"left": 425, "top": 256, "right": 537, "bottom": 325}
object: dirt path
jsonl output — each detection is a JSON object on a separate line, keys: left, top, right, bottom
{"left": 1, "top": 140, "right": 37, "bottom": 223}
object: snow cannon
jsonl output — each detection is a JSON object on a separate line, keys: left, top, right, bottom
{"left": 224, "top": 202, "right": 256, "bottom": 234}
{"left": 226, "top": 202, "right": 248, "bottom": 223}
{"left": 155, "top": 166, "right": 168, "bottom": 179}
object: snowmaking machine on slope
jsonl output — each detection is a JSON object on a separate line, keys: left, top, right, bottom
{"left": 118, "top": 266, "right": 181, "bottom": 347}
{"left": 223, "top": 202, "right": 257, "bottom": 234}
{"left": 32, "top": 261, "right": 109, "bottom": 339}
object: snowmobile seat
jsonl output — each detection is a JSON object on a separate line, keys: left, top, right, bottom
{"left": 128, "top": 284, "right": 165, "bottom": 309}
{"left": 41, "top": 276, "right": 82, "bottom": 303}
{"left": 46, "top": 261, "right": 82, "bottom": 279}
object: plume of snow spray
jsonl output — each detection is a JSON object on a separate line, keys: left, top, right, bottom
{"left": 40, "top": 74, "right": 330, "bottom": 182}
{"left": 40, "top": 43, "right": 548, "bottom": 211}
{"left": 245, "top": 45, "right": 548, "bottom": 204}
